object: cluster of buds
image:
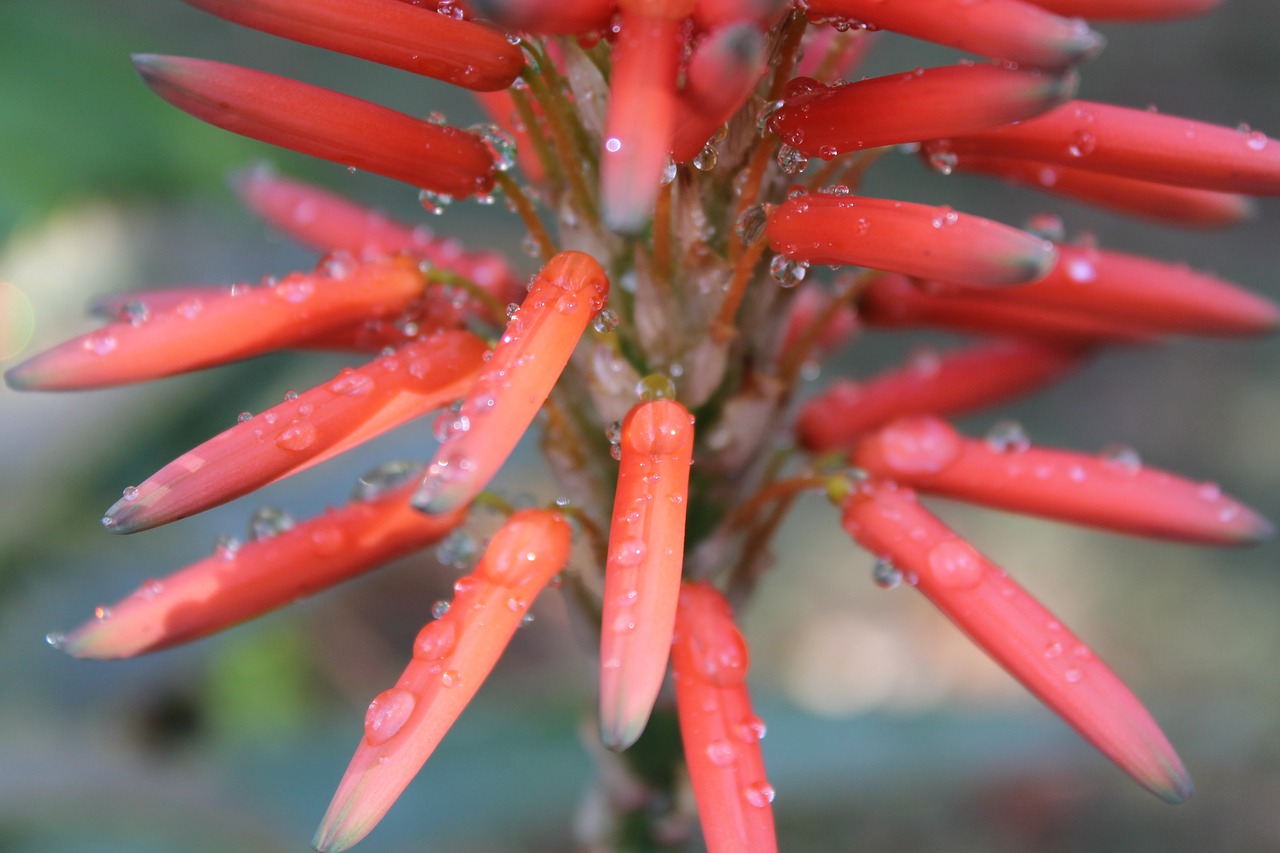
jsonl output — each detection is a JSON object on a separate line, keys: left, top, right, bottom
{"left": 9, "top": 0, "right": 1277, "bottom": 850}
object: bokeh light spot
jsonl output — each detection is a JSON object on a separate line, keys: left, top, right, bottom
{"left": 0, "top": 281, "right": 37, "bottom": 360}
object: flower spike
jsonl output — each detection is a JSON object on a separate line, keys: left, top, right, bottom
{"left": 803, "top": 0, "right": 1103, "bottom": 69}
{"left": 920, "top": 245, "right": 1280, "bottom": 338}
{"left": 1025, "top": 0, "right": 1223, "bottom": 20}
{"left": 234, "top": 168, "right": 521, "bottom": 302}
{"left": 928, "top": 100, "right": 1280, "bottom": 195}
{"left": 672, "top": 583, "right": 777, "bottom": 853}
{"left": 840, "top": 482, "right": 1194, "bottom": 804}
{"left": 859, "top": 273, "right": 1153, "bottom": 344}
{"left": 853, "top": 417, "right": 1275, "bottom": 545}
{"left": 768, "top": 193, "right": 1058, "bottom": 287}
{"left": 769, "top": 64, "right": 1076, "bottom": 160}
{"left": 185, "top": 0, "right": 524, "bottom": 90}
{"left": 600, "top": 1, "right": 694, "bottom": 232}
{"left": 102, "top": 330, "right": 487, "bottom": 534}
{"left": 797, "top": 340, "right": 1087, "bottom": 452}
{"left": 600, "top": 398, "right": 695, "bottom": 751}
{"left": 133, "top": 55, "right": 496, "bottom": 198}
{"left": 5, "top": 255, "right": 431, "bottom": 391}
{"left": 413, "top": 252, "right": 610, "bottom": 514}
{"left": 60, "top": 478, "right": 466, "bottom": 659}
{"left": 314, "top": 509, "right": 573, "bottom": 853}
{"left": 944, "top": 153, "right": 1256, "bottom": 229}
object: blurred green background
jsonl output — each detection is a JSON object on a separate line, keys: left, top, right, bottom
{"left": 2, "top": 2, "right": 1279, "bottom": 851}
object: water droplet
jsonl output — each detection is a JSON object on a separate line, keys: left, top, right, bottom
{"left": 45, "top": 631, "right": 66, "bottom": 650}
{"left": 84, "top": 331, "right": 117, "bottom": 356}
{"left": 692, "top": 143, "right": 719, "bottom": 171}
{"left": 248, "top": 505, "right": 294, "bottom": 540}
{"left": 592, "top": 308, "right": 619, "bottom": 333}
{"left": 930, "top": 207, "right": 959, "bottom": 229}
{"left": 328, "top": 370, "right": 374, "bottom": 396}
{"left": 276, "top": 419, "right": 317, "bottom": 451}
{"left": 214, "top": 535, "right": 241, "bottom": 561}
{"left": 412, "top": 614, "right": 458, "bottom": 660}
{"left": 441, "top": 669, "right": 463, "bottom": 688}
{"left": 927, "top": 149, "right": 958, "bottom": 175}
{"left": 985, "top": 420, "right": 1030, "bottom": 453}
{"left": 1101, "top": 444, "right": 1141, "bottom": 474}
{"left": 777, "top": 145, "right": 809, "bottom": 175}
{"left": 435, "top": 529, "right": 479, "bottom": 569}
{"left": 876, "top": 418, "right": 961, "bottom": 474}
{"left": 1067, "top": 130, "right": 1096, "bottom": 157}
{"left": 469, "top": 123, "right": 518, "bottom": 171}
{"left": 93, "top": 606, "right": 111, "bottom": 621}
{"left": 121, "top": 486, "right": 139, "bottom": 502}
{"left": 636, "top": 373, "right": 676, "bottom": 402}
{"left": 733, "top": 716, "right": 767, "bottom": 743}
{"left": 612, "top": 538, "right": 647, "bottom": 567}
{"left": 364, "top": 688, "right": 416, "bottom": 745}
{"left": 927, "top": 539, "right": 984, "bottom": 590}
{"left": 706, "top": 740, "right": 736, "bottom": 767}
{"left": 872, "top": 558, "right": 902, "bottom": 589}
{"left": 769, "top": 254, "right": 808, "bottom": 288}
{"left": 119, "top": 300, "right": 150, "bottom": 326}
{"left": 350, "top": 460, "right": 424, "bottom": 502}
{"left": 743, "top": 781, "right": 776, "bottom": 808}
{"left": 237, "top": 411, "right": 253, "bottom": 423}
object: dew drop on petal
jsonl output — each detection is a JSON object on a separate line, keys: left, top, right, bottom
{"left": 706, "top": 740, "right": 736, "bottom": 767}
{"left": 441, "top": 669, "right": 463, "bottom": 688}
{"left": 744, "top": 781, "right": 776, "bottom": 808}
{"left": 927, "top": 539, "right": 984, "bottom": 590}
{"left": 364, "top": 688, "right": 416, "bottom": 746}
{"left": 872, "top": 558, "right": 902, "bottom": 590}
{"left": 276, "top": 419, "right": 317, "bottom": 451}
{"left": 414, "top": 619, "right": 457, "bottom": 661}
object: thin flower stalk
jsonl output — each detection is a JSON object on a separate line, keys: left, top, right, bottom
{"left": 853, "top": 417, "right": 1275, "bottom": 545}
{"left": 672, "top": 582, "right": 777, "bottom": 853}
{"left": 314, "top": 509, "right": 573, "bottom": 853}
{"left": 768, "top": 63, "right": 1077, "bottom": 159}
{"left": 767, "top": 193, "right": 1059, "bottom": 287}
{"left": 186, "top": 0, "right": 524, "bottom": 90}
{"left": 59, "top": 479, "right": 467, "bottom": 659}
{"left": 927, "top": 100, "right": 1280, "bottom": 195}
{"left": 134, "top": 54, "right": 496, "bottom": 198}
{"left": 797, "top": 340, "right": 1088, "bottom": 452}
{"left": 840, "top": 481, "right": 1194, "bottom": 804}
{"left": 802, "top": 0, "right": 1103, "bottom": 68}
{"left": 102, "top": 330, "right": 487, "bottom": 533}
{"left": 600, "top": 398, "right": 696, "bottom": 751}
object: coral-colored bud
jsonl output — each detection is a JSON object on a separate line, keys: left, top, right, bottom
{"left": 944, "top": 153, "right": 1256, "bottom": 229}
{"left": 859, "top": 274, "right": 1154, "bottom": 343}
{"left": 185, "top": 0, "right": 523, "bottom": 90}
{"left": 60, "top": 479, "right": 466, "bottom": 659}
{"left": 1024, "top": 0, "right": 1223, "bottom": 20}
{"left": 797, "top": 340, "right": 1086, "bottom": 452}
{"left": 854, "top": 417, "right": 1275, "bottom": 545}
{"left": 672, "top": 583, "right": 777, "bottom": 853}
{"left": 768, "top": 193, "right": 1058, "bottom": 287}
{"left": 413, "top": 252, "right": 610, "bottom": 514}
{"left": 5, "top": 255, "right": 430, "bottom": 391}
{"left": 600, "top": 399, "right": 695, "bottom": 750}
{"left": 840, "top": 483, "right": 1194, "bottom": 804}
{"left": 928, "top": 100, "right": 1280, "bottom": 195}
{"left": 601, "top": 11, "right": 684, "bottom": 232}
{"left": 768, "top": 64, "right": 1076, "bottom": 158}
{"left": 462, "top": 0, "right": 616, "bottom": 34}
{"left": 693, "top": 0, "right": 785, "bottom": 30}
{"left": 922, "top": 245, "right": 1280, "bottom": 338}
{"left": 101, "top": 330, "right": 487, "bottom": 534}
{"left": 804, "top": 0, "right": 1103, "bottom": 68}
{"left": 672, "top": 24, "right": 770, "bottom": 163}
{"left": 134, "top": 55, "right": 495, "bottom": 198}
{"left": 234, "top": 168, "right": 521, "bottom": 303}
{"left": 313, "top": 509, "right": 572, "bottom": 853}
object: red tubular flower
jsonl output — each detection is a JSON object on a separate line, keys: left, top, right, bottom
{"left": 59, "top": 480, "right": 467, "bottom": 659}
{"left": 1025, "top": 0, "right": 1224, "bottom": 20}
{"left": 942, "top": 153, "right": 1257, "bottom": 229}
{"left": 412, "top": 252, "right": 610, "bottom": 514}
{"left": 600, "top": 398, "right": 695, "bottom": 750}
{"left": 672, "top": 24, "right": 770, "bottom": 163}
{"left": 859, "top": 272, "right": 1153, "bottom": 344}
{"left": 853, "top": 417, "right": 1274, "bottom": 545}
{"left": 920, "top": 244, "right": 1280, "bottom": 338}
{"left": 102, "top": 330, "right": 487, "bottom": 534}
{"left": 600, "top": 0, "right": 693, "bottom": 232}
{"left": 693, "top": 0, "right": 786, "bottom": 30}
{"left": 134, "top": 55, "right": 496, "bottom": 198}
{"left": 460, "top": 0, "right": 617, "bottom": 35}
{"left": 672, "top": 582, "right": 777, "bottom": 853}
{"left": 840, "top": 482, "right": 1194, "bottom": 804}
{"left": 234, "top": 168, "right": 521, "bottom": 303}
{"left": 5, "top": 255, "right": 431, "bottom": 391}
{"left": 797, "top": 340, "right": 1087, "bottom": 452}
{"left": 768, "top": 193, "right": 1058, "bottom": 287}
{"left": 768, "top": 64, "right": 1077, "bottom": 159}
{"left": 185, "top": 0, "right": 524, "bottom": 90}
{"left": 927, "top": 100, "right": 1280, "bottom": 195}
{"left": 314, "top": 509, "right": 572, "bottom": 853}
{"left": 803, "top": 0, "right": 1103, "bottom": 68}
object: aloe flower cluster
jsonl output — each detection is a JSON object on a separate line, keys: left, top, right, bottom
{"left": 10, "top": 0, "right": 1279, "bottom": 849}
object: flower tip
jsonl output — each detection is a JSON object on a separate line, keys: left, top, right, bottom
{"left": 600, "top": 716, "right": 645, "bottom": 753}
{"left": 1156, "top": 767, "right": 1195, "bottom": 805}
{"left": 3, "top": 362, "right": 38, "bottom": 391}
